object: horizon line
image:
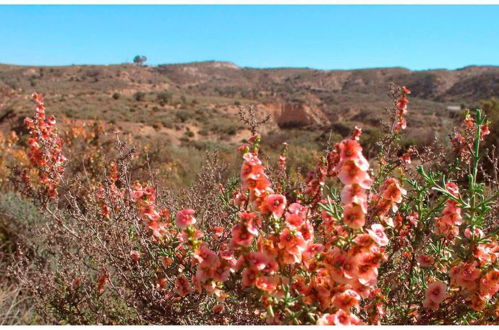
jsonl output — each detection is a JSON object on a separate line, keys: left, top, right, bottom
{"left": 1, "top": 60, "right": 498, "bottom": 72}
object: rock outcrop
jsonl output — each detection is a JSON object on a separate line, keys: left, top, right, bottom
{"left": 259, "top": 102, "right": 330, "bottom": 128}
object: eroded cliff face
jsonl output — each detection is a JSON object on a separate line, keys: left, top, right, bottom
{"left": 222, "top": 101, "right": 330, "bottom": 131}
{"left": 257, "top": 102, "right": 330, "bottom": 128}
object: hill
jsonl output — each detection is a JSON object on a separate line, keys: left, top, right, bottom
{"left": 0, "top": 61, "right": 497, "bottom": 149}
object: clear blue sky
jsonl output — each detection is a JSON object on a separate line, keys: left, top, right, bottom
{"left": 1, "top": 5, "right": 498, "bottom": 70}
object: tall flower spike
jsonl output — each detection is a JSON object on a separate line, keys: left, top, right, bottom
{"left": 24, "top": 92, "right": 66, "bottom": 198}
{"left": 392, "top": 86, "right": 410, "bottom": 134}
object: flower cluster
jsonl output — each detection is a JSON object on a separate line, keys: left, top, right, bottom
{"left": 23, "top": 92, "right": 66, "bottom": 197}
{"left": 96, "top": 162, "right": 123, "bottom": 219}
{"left": 304, "top": 161, "right": 327, "bottom": 204}
{"left": 173, "top": 209, "right": 236, "bottom": 303}
{"left": 449, "top": 262, "right": 499, "bottom": 311}
{"left": 130, "top": 183, "right": 172, "bottom": 241}
{"left": 423, "top": 281, "right": 447, "bottom": 309}
{"left": 230, "top": 129, "right": 392, "bottom": 324}
{"left": 451, "top": 111, "right": 491, "bottom": 163}
{"left": 372, "top": 178, "right": 407, "bottom": 227}
{"left": 434, "top": 182, "right": 462, "bottom": 240}
{"left": 392, "top": 86, "right": 410, "bottom": 134}
{"left": 335, "top": 129, "right": 372, "bottom": 228}
{"left": 239, "top": 140, "right": 273, "bottom": 208}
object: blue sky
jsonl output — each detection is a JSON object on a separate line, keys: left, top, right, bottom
{"left": 0, "top": 5, "right": 498, "bottom": 70}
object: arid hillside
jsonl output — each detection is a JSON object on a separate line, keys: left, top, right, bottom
{"left": 0, "top": 61, "right": 498, "bottom": 148}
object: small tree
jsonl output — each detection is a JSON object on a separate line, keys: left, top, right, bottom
{"left": 133, "top": 55, "right": 147, "bottom": 66}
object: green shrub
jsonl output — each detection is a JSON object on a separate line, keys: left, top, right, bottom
{"left": 156, "top": 91, "right": 172, "bottom": 105}
{"left": 175, "top": 111, "right": 192, "bottom": 123}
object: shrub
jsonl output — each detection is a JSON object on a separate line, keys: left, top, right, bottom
{"left": 157, "top": 91, "right": 173, "bottom": 106}
{"left": 161, "top": 119, "right": 173, "bottom": 129}
{"left": 133, "top": 92, "right": 146, "bottom": 102}
{"left": 198, "top": 129, "right": 209, "bottom": 136}
{"left": 152, "top": 121, "right": 163, "bottom": 131}
{"left": 4, "top": 88, "right": 498, "bottom": 325}
{"left": 175, "top": 111, "right": 192, "bottom": 123}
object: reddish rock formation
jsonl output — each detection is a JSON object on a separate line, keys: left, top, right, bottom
{"left": 258, "top": 102, "right": 330, "bottom": 128}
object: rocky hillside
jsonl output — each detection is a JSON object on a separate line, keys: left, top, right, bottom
{"left": 0, "top": 61, "right": 497, "bottom": 147}
{"left": 156, "top": 61, "right": 499, "bottom": 101}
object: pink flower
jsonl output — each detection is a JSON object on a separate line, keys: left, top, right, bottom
{"left": 287, "top": 202, "right": 308, "bottom": 217}
{"left": 239, "top": 212, "right": 259, "bottom": 235}
{"left": 130, "top": 250, "right": 140, "bottom": 262}
{"left": 241, "top": 268, "right": 258, "bottom": 288}
{"left": 332, "top": 289, "right": 361, "bottom": 311}
{"left": 356, "top": 259, "right": 379, "bottom": 285}
{"left": 343, "top": 203, "right": 366, "bottom": 229}
{"left": 211, "top": 263, "right": 231, "bottom": 283}
{"left": 481, "top": 123, "right": 490, "bottom": 137}
{"left": 407, "top": 212, "right": 419, "bottom": 226}
{"left": 464, "top": 114, "right": 474, "bottom": 128}
{"left": 278, "top": 228, "right": 306, "bottom": 251}
{"left": 246, "top": 252, "right": 278, "bottom": 274}
{"left": 231, "top": 223, "right": 255, "bottom": 247}
{"left": 285, "top": 203, "right": 308, "bottom": 227}
{"left": 400, "top": 151, "right": 412, "bottom": 164}
{"left": 425, "top": 281, "right": 447, "bottom": 304}
{"left": 367, "top": 224, "right": 389, "bottom": 246}
{"left": 397, "top": 96, "right": 409, "bottom": 114}
{"left": 176, "top": 209, "right": 196, "bottom": 228}
{"left": 341, "top": 184, "right": 368, "bottom": 211}
{"left": 470, "top": 294, "right": 487, "bottom": 311}
{"left": 194, "top": 244, "right": 219, "bottom": 267}
{"left": 381, "top": 178, "right": 406, "bottom": 204}
{"left": 392, "top": 116, "right": 407, "bottom": 133}
{"left": 297, "top": 221, "right": 314, "bottom": 243}
{"left": 464, "top": 227, "right": 484, "bottom": 239}
{"left": 213, "top": 226, "right": 224, "bottom": 238}
{"left": 302, "top": 243, "right": 324, "bottom": 267}
{"left": 480, "top": 270, "right": 499, "bottom": 297}
{"left": 450, "top": 263, "right": 481, "bottom": 292}
{"left": 212, "top": 304, "right": 225, "bottom": 313}
{"left": 285, "top": 212, "right": 305, "bottom": 228}
{"left": 351, "top": 126, "right": 362, "bottom": 140}
{"left": 354, "top": 234, "right": 375, "bottom": 250}
{"left": 255, "top": 276, "right": 277, "bottom": 293}
{"left": 278, "top": 228, "right": 307, "bottom": 264}
{"left": 423, "top": 297, "right": 439, "bottom": 310}
{"left": 175, "top": 275, "right": 192, "bottom": 297}
{"left": 417, "top": 254, "right": 435, "bottom": 268}
{"left": 338, "top": 160, "right": 372, "bottom": 188}
{"left": 260, "top": 194, "right": 287, "bottom": 219}
{"left": 317, "top": 310, "right": 362, "bottom": 325}
{"left": 141, "top": 206, "right": 160, "bottom": 222}
{"left": 329, "top": 250, "right": 357, "bottom": 281}
{"left": 47, "top": 115, "right": 56, "bottom": 126}
{"left": 337, "top": 139, "right": 369, "bottom": 171}
{"left": 446, "top": 182, "right": 460, "bottom": 197}
{"left": 241, "top": 153, "right": 263, "bottom": 180}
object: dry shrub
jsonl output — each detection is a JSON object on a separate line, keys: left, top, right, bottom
{"left": 1, "top": 90, "right": 497, "bottom": 325}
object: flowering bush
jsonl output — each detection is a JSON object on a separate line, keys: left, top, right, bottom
{"left": 6, "top": 88, "right": 499, "bottom": 324}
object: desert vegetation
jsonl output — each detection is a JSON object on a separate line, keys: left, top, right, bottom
{"left": 0, "top": 83, "right": 497, "bottom": 325}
